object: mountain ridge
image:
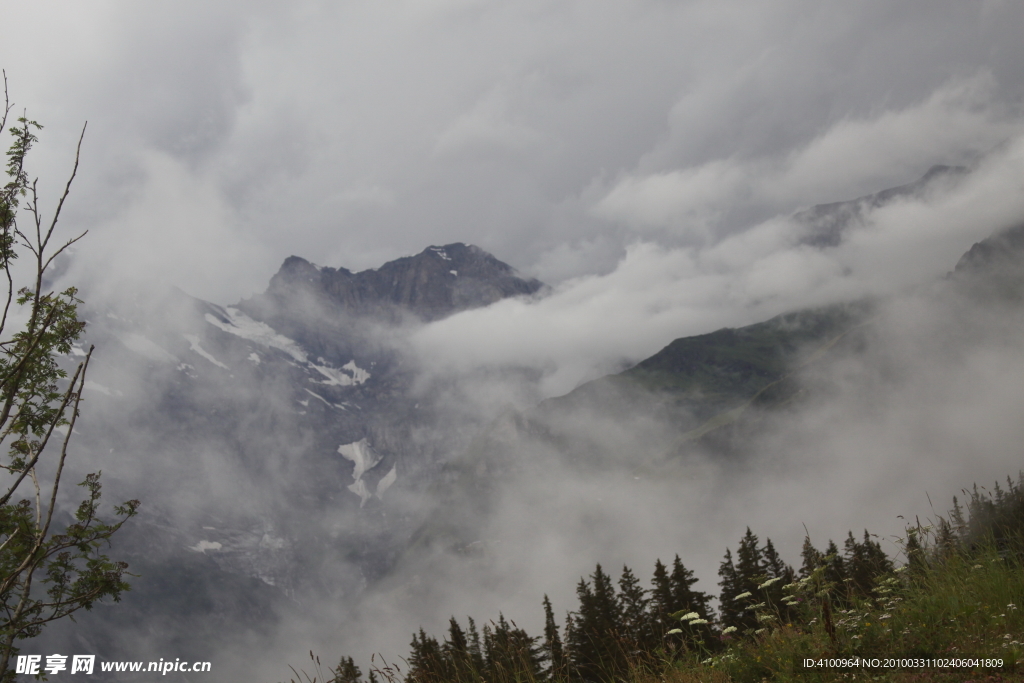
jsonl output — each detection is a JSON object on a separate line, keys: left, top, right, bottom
{"left": 251, "top": 242, "right": 544, "bottom": 323}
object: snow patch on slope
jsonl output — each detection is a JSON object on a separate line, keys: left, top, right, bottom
{"left": 338, "top": 439, "right": 385, "bottom": 507}
{"left": 183, "top": 334, "right": 228, "bottom": 369}
{"left": 204, "top": 307, "right": 307, "bottom": 362}
{"left": 310, "top": 359, "right": 370, "bottom": 386}
{"left": 376, "top": 465, "right": 397, "bottom": 499}
{"left": 304, "top": 388, "right": 333, "bottom": 407}
{"left": 337, "top": 439, "right": 382, "bottom": 481}
{"left": 189, "top": 540, "right": 222, "bottom": 553}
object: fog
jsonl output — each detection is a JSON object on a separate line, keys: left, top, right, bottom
{"left": 314, "top": 175, "right": 1024, "bottom": 678}
{"left": 2, "top": 1, "right": 1024, "bottom": 680}
{"left": 32, "top": 164, "right": 1024, "bottom": 681}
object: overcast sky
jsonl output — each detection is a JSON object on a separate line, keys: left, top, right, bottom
{"left": 2, "top": 0, "right": 1023, "bottom": 388}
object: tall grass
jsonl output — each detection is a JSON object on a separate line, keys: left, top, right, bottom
{"left": 661, "top": 539, "right": 1023, "bottom": 682}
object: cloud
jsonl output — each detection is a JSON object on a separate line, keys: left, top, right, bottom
{"left": 4, "top": 1, "right": 1022, "bottom": 303}
{"left": 594, "top": 74, "right": 1022, "bottom": 234}
{"left": 434, "top": 87, "right": 544, "bottom": 157}
{"left": 593, "top": 159, "right": 751, "bottom": 237}
{"left": 414, "top": 131, "right": 1024, "bottom": 397}
{"left": 65, "top": 151, "right": 273, "bottom": 302}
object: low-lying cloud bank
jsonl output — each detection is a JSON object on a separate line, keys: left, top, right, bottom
{"left": 412, "top": 130, "right": 1024, "bottom": 397}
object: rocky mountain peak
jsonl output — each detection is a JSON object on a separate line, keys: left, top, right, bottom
{"left": 262, "top": 242, "right": 543, "bottom": 322}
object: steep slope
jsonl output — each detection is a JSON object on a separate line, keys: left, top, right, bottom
{"left": 28, "top": 243, "right": 544, "bottom": 672}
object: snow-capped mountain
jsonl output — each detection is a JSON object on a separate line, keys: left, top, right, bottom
{"left": 34, "top": 244, "right": 544, "bottom": 672}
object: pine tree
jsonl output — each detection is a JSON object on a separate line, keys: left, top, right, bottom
{"left": 466, "top": 616, "right": 485, "bottom": 673}
{"left": 717, "top": 548, "right": 745, "bottom": 632}
{"left": 543, "top": 594, "right": 568, "bottom": 682}
{"left": 735, "top": 528, "right": 764, "bottom": 590}
{"left": 843, "top": 530, "right": 893, "bottom": 598}
{"left": 331, "top": 656, "right": 363, "bottom": 683}
{"left": 592, "top": 564, "right": 620, "bottom": 633}
{"left": 617, "top": 565, "right": 651, "bottom": 656}
{"left": 799, "top": 536, "right": 822, "bottom": 579}
{"left": 483, "top": 614, "right": 543, "bottom": 682}
{"left": 720, "top": 529, "right": 793, "bottom": 632}
{"left": 668, "top": 555, "right": 713, "bottom": 651}
{"left": 407, "top": 628, "right": 446, "bottom": 682}
{"left": 822, "top": 539, "right": 848, "bottom": 593}
{"left": 444, "top": 617, "right": 478, "bottom": 681}
{"left": 761, "top": 538, "right": 795, "bottom": 620}
{"left": 650, "top": 558, "right": 674, "bottom": 636}
{"left": 566, "top": 564, "right": 625, "bottom": 681}
{"left": 669, "top": 555, "right": 710, "bottom": 617}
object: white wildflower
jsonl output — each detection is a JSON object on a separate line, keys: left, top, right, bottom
{"left": 722, "top": 626, "right": 738, "bottom": 634}
{"left": 734, "top": 592, "right": 753, "bottom": 600}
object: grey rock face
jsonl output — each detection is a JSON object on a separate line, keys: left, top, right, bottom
{"left": 260, "top": 243, "right": 543, "bottom": 322}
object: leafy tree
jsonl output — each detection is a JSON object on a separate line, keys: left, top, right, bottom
{"left": 0, "top": 74, "right": 138, "bottom": 681}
